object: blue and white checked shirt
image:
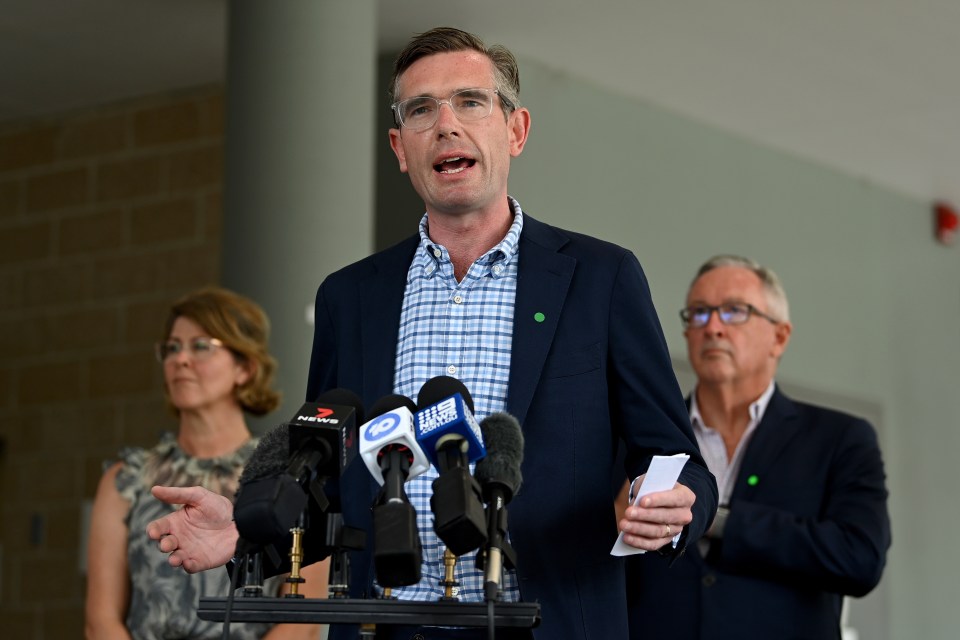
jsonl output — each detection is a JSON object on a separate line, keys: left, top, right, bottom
{"left": 388, "top": 197, "right": 525, "bottom": 602}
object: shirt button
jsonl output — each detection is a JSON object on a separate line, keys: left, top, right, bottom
{"left": 446, "top": 365, "right": 457, "bottom": 375}
{"left": 493, "top": 264, "right": 503, "bottom": 275}
{"left": 433, "top": 248, "right": 442, "bottom": 258}
{"left": 451, "top": 586, "right": 460, "bottom": 596}
{"left": 453, "top": 294, "right": 463, "bottom": 304}
{"left": 702, "top": 573, "right": 717, "bottom": 587}
{"left": 425, "top": 264, "right": 434, "bottom": 275}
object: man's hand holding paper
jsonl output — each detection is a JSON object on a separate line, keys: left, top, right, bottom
{"left": 612, "top": 453, "right": 693, "bottom": 555}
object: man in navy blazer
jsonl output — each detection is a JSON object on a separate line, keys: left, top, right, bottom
{"left": 305, "top": 27, "right": 717, "bottom": 640}
{"left": 143, "top": 27, "right": 717, "bottom": 640}
{"left": 626, "top": 255, "right": 890, "bottom": 639}
{"left": 308, "top": 213, "right": 717, "bottom": 639}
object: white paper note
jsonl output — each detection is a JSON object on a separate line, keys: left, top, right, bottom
{"left": 610, "top": 453, "right": 689, "bottom": 556}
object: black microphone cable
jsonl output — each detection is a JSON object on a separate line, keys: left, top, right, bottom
{"left": 219, "top": 550, "right": 245, "bottom": 640}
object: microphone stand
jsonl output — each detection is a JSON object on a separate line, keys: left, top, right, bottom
{"left": 202, "top": 509, "right": 538, "bottom": 633}
{"left": 324, "top": 512, "right": 366, "bottom": 599}
{"left": 476, "top": 495, "right": 517, "bottom": 603}
{"left": 241, "top": 552, "right": 264, "bottom": 597}
{"left": 201, "top": 466, "right": 538, "bottom": 635}
{"left": 476, "top": 491, "right": 518, "bottom": 640}
{"left": 284, "top": 511, "right": 308, "bottom": 598}
{"left": 440, "top": 549, "right": 461, "bottom": 601}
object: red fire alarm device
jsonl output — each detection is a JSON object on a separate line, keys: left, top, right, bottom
{"left": 934, "top": 201, "right": 958, "bottom": 245}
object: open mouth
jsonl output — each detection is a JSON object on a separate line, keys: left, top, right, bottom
{"left": 434, "top": 156, "right": 475, "bottom": 174}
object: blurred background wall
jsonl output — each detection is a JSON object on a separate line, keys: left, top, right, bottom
{"left": 0, "top": 86, "right": 226, "bottom": 637}
{"left": 1, "top": 3, "right": 958, "bottom": 638}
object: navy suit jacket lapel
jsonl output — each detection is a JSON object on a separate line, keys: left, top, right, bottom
{"left": 358, "top": 236, "right": 417, "bottom": 402}
{"left": 732, "top": 386, "right": 803, "bottom": 500}
{"left": 507, "top": 215, "right": 576, "bottom": 425}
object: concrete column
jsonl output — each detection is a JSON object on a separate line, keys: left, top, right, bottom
{"left": 222, "top": 1, "right": 377, "bottom": 428}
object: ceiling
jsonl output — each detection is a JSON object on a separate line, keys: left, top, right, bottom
{"left": 4, "top": 0, "right": 959, "bottom": 205}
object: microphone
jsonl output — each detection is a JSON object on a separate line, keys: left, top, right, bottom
{"left": 234, "top": 423, "right": 308, "bottom": 547}
{"left": 474, "top": 412, "right": 524, "bottom": 602}
{"left": 360, "top": 394, "right": 431, "bottom": 488}
{"left": 359, "top": 394, "right": 430, "bottom": 587}
{"left": 238, "top": 422, "right": 292, "bottom": 484}
{"left": 231, "top": 424, "right": 301, "bottom": 579}
{"left": 286, "top": 388, "right": 364, "bottom": 514}
{"left": 233, "top": 388, "right": 364, "bottom": 547}
{"left": 414, "top": 376, "right": 488, "bottom": 556}
{"left": 414, "top": 376, "right": 485, "bottom": 465}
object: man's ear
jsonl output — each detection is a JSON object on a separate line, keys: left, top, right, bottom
{"left": 389, "top": 128, "right": 409, "bottom": 173}
{"left": 507, "top": 107, "right": 531, "bottom": 157}
{"left": 772, "top": 321, "right": 793, "bottom": 358}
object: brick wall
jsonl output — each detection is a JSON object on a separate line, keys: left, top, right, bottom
{"left": 0, "top": 85, "right": 225, "bottom": 638}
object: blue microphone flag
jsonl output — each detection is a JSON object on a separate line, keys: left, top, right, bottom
{"left": 414, "top": 392, "right": 486, "bottom": 466}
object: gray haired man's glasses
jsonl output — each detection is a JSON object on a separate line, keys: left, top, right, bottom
{"left": 680, "top": 303, "right": 779, "bottom": 329}
{"left": 392, "top": 87, "right": 503, "bottom": 131}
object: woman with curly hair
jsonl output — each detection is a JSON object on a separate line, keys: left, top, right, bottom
{"left": 85, "top": 287, "right": 325, "bottom": 640}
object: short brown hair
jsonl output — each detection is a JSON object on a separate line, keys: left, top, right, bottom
{"left": 389, "top": 27, "right": 520, "bottom": 126}
{"left": 161, "top": 286, "right": 281, "bottom": 416}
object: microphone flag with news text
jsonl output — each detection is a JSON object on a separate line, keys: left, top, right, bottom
{"left": 234, "top": 389, "right": 363, "bottom": 549}
{"left": 414, "top": 376, "right": 488, "bottom": 557}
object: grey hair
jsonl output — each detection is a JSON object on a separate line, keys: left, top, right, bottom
{"left": 692, "top": 255, "right": 790, "bottom": 323}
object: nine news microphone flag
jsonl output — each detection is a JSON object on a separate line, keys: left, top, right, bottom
{"left": 414, "top": 376, "right": 489, "bottom": 556}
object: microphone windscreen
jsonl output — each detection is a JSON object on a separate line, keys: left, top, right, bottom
{"left": 416, "top": 376, "right": 475, "bottom": 414}
{"left": 368, "top": 394, "right": 417, "bottom": 420}
{"left": 475, "top": 412, "right": 524, "bottom": 497}
{"left": 238, "top": 424, "right": 290, "bottom": 487}
{"left": 316, "top": 387, "right": 366, "bottom": 424}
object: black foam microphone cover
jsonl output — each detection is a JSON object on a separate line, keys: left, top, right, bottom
{"left": 474, "top": 412, "right": 524, "bottom": 601}
{"left": 316, "top": 387, "right": 366, "bottom": 424}
{"left": 235, "top": 424, "right": 306, "bottom": 546}
{"left": 237, "top": 424, "right": 289, "bottom": 486}
{"left": 234, "top": 474, "right": 308, "bottom": 545}
{"left": 368, "top": 393, "right": 417, "bottom": 419}
{"left": 416, "top": 375, "right": 475, "bottom": 413}
{"left": 475, "top": 412, "right": 524, "bottom": 502}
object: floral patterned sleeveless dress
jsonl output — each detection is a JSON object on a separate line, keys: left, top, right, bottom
{"left": 116, "top": 432, "right": 280, "bottom": 639}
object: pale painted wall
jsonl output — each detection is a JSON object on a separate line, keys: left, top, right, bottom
{"left": 501, "top": 56, "right": 960, "bottom": 640}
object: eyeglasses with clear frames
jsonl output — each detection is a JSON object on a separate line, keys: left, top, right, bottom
{"left": 679, "top": 303, "right": 779, "bottom": 329}
{"left": 392, "top": 87, "right": 502, "bottom": 131}
{"left": 155, "top": 336, "right": 225, "bottom": 363}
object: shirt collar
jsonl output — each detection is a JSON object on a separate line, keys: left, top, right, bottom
{"left": 690, "top": 379, "right": 777, "bottom": 432}
{"left": 411, "top": 196, "right": 524, "bottom": 280}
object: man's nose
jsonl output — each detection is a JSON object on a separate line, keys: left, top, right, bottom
{"left": 701, "top": 309, "right": 726, "bottom": 334}
{"left": 435, "top": 102, "right": 461, "bottom": 134}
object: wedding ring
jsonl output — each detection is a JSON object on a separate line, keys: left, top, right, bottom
{"left": 664, "top": 524, "right": 672, "bottom": 537}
